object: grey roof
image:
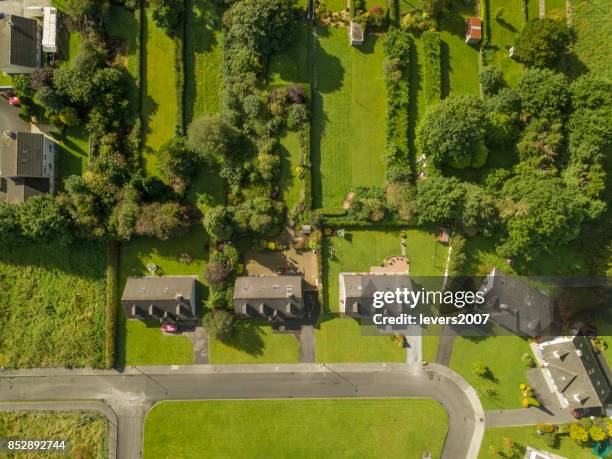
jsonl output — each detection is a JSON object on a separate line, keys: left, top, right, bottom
{"left": 0, "top": 15, "right": 38, "bottom": 69}
{"left": 1, "top": 177, "right": 49, "bottom": 203}
{"left": 121, "top": 276, "right": 197, "bottom": 320}
{"left": 341, "top": 273, "right": 412, "bottom": 317}
{"left": 233, "top": 276, "right": 304, "bottom": 321}
{"left": 478, "top": 269, "right": 556, "bottom": 337}
{"left": 1, "top": 132, "right": 45, "bottom": 177}
{"left": 540, "top": 336, "right": 611, "bottom": 409}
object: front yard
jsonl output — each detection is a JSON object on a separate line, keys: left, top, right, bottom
{"left": 144, "top": 399, "right": 448, "bottom": 458}
{"left": 0, "top": 411, "right": 107, "bottom": 458}
{"left": 450, "top": 334, "right": 534, "bottom": 409}
{"left": 0, "top": 242, "right": 107, "bottom": 368}
{"left": 479, "top": 425, "right": 595, "bottom": 458}
{"left": 311, "top": 27, "right": 387, "bottom": 208}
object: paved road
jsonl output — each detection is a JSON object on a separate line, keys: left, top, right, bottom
{"left": 0, "top": 401, "right": 118, "bottom": 459}
{"left": 0, "top": 364, "right": 484, "bottom": 459}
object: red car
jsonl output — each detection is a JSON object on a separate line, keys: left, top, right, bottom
{"left": 8, "top": 96, "right": 20, "bottom": 107}
{"left": 161, "top": 323, "right": 178, "bottom": 334}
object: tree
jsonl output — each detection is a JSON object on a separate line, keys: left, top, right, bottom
{"left": 502, "top": 437, "right": 519, "bottom": 458}
{"left": 0, "top": 204, "right": 22, "bottom": 245}
{"left": 497, "top": 171, "right": 586, "bottom": 260}
{"left": 570, "top": 74, "right": 612, "bottom": 111}
{"left": 187, "top": 114, "right": 242, "bottom": 164}
{"left": 64, "top": 0, "right": 109, "bottom": 24}
{"left": 135, "top": 202, "right": 189, "bottom": 240}
{"left": 19, "top": 195, "right": 72, "bottom": 243}
{"left": 386, "top": 182, "right": 417, "bottom": 222}
{"left": 419, "top": 0, "right": 449, "bottom": 17}
{"left": 204, "top": 261, "right": 231, "bottom": 286}
{"left": 417, "top": 95, "right": 489, "bottom": 169}
{"left": 286, "top": 103, "right": 309, "bottom": 131}
{"left": 203, "top": 309, "right": 235, "bottom": 340}
{"left": 516, "top": 68, "right": 569, "bottom": 120}
{"left": 415, "top": 177, "right": 465, "bottom": 225}
{"left": 589, "top": 425, "right": 608, "bottom": 442}
{"left": 513, "top": 18, "right": 572, "bottom": 68}
{"left": 157, "top": 136, "right": 198, "bottom": 194}
{"left": 480, "top": 67, "right": 506, "bottom": 97}
{"left": 152, "top": 0, "right": 184, "bottom": 36}
{"left": 202, "top": 206, "right": 234, "bottom": 241}
{"left": 225, "top": 0, "right": 299, "bottom": 56}
{"left": 109, "top": 186, "right": 141, "bottom": 240}
{"left": 472, "top": 361, "right": 489, "bottom": 377}
{"left": 569, "top": 423, "right": 589, "bottom": 444}
{"left": 461, "top": 184, "right": 499, "bottom": 236}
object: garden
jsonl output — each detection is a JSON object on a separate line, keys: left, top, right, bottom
{"left": 144, "top": 399, "right": 448, "bottom": 458}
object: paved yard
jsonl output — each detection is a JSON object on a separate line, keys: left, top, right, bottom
{"left": 0, "top": 100, "right": 29, "bottom": 132}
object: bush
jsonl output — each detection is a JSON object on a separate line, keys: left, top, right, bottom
{"left": 513, "top": 18, "right": 573, "bottom": 68}
{"left": 286, "top": 103, "right": 309, "bottom": 131}
{"left": 422, "top": 31, "right": 441, "bottom": 105}
{"left": 480, "top": 67, "right": 506, "bottom": 97}
{"left": 203, "top": 309, "right": 236, "bottom": 340}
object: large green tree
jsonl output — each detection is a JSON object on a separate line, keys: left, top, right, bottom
{"left": 417, "top": 95, "right": 489, "bottom": 169}
{"left": 513, "top": 18, "right": 572, "bottom": 68}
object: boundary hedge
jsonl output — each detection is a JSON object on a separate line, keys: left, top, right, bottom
{"left": 422, "top": 31, "right": 441, "bottom": 105}
{"left": 175, "top": 0, "right": 187, "bottom": 135}
{"left": 105, "top": 240, "right": 119, "bottom": 369}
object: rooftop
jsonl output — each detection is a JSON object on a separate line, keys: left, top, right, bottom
{"left": 121, "top": 276, "right": 196, "bottom": 302}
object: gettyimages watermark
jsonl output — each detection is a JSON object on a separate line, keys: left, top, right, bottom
{"left": 350, "top": 274, "right": 612, "bottom": 337}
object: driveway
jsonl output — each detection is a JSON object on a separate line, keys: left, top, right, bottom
{"left": 0, "top": 100, "right": 30, "bottom": 133}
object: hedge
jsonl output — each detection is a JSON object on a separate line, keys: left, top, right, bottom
{"left": 383, "top": 30, "right": 413, "bottom": 183}
{"left": 175, "top": 0, "right": 187, "bottom": 135}
{"left": 422, "top": 31, "right": 442, "bottom": 105}
{"left": 105, "top": 240, "right": 119, "bottom": 369}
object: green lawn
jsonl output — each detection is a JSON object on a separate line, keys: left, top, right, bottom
{"left": 450, "top": 335, "right": 534, "bottom": 409}
{"left": 142, "top": 8, "right": 177, "bottom": 176}
{"left": 209, "top": 321, "right": 301, "bottom": 364}
{"left": 0, "top": 72, "right": 11, "bottom": 86}
{"left": 439, "top": 1, "right": 480, "bottom": 96}
{"left": 479, "top": 425, "right": 595, "bottom": 458}
{"left": 545, "top": 0, "right": 566, "bottom": 16}
{"left": 0, "top": 242, "right": 107, "bottom": 368}
{"left": 116, "top": 226, "right": 211, "bottom": 366}
{"left": 571, "top": 0, "right": 612, "bottom": 79}
{"left": 58, "top": 125, "right": 89, "bottom": 184}
{"left": 423, "top": 328, "right": 441, "bottom": 363}
{"left": 489, "top": 0, "right": 526, "bottom": 86}
{"left": 144, "top": 399, "right": 448, "bottom": 459}
{"left": 278, "top": 130, "right": 303, "bottom": 210}
{"left": 312, "top": 27, "right": 386, "bottom": 208}
{"left": 106, "top": 5, "right": 140, "bottom": 120}
{"left": 0, "top": 411, "right": 107, "bottom": 458}
{"left": 316, "top": 317, "right": 406, "bottom": 362}
{"left": 185, "top": 0, "right": 222, "bottom": 123}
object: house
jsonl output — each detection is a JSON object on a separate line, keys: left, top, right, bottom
{"left": 340, "top": 270, "right": 411, "bottom": 317}
{"left": 233, "top": 276, "right": 305, "bottom": 321}
{"left": 0, "top": 131, "right": 57, "bottom": 203}
{"left": 349, "top": 21, "right": 364, "bottom": 46}
{"left": 524, "top": 446, "right": 567, "bottom": 459}
{"left": 465, "top": 17, "right": 482, "bottom": 44}
{"left": 532, "top": 335, "right": 611, "bottom": 412}
{"left": 478, "top": 268, "right": 557, "bottom": 337}
{"left": 0, "top": 14, "right": 40, "bottom": 74}
{"left": 121, "top": 276, "right": 198, "bottom": 322}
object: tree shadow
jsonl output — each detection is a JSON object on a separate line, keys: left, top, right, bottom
{"left": 355, "top": 33, "right": 377, "bottom": 55}
{"left": 140, "top": 15, "right": 159, "bottom": 146}
{"left": 496, "top": 18, "right": 518, "bottom": 33}
{"left": 313, "top": 30, "right": 345, "bottom": 94}
{"left": 268, "top": 20, "right": 311, "bottom": 84}
{"left": 277, "top": 138, "right": 297, "bottom": 204}
{"left": 440, "top": 40, "right": 451, "bottom": 98}
{"left": 218, "top": 320, "right": 266, "bottom": 356}
{"left": 310, "top": 90, "right": 327, "bottom": 209}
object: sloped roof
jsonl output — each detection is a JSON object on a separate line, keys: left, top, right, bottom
{"left": 234, "top": 276, "right": 303, "bottom": 300}
{"left": 0, "top": 132, "right": 45, "bottom": 177}
{"left": 0, "top": 15, "right": 38, "bottom": 69}
{"left": 341, "top": 273, "right": 412, "bottom": 316}
{"left": 122, "top": 276, "right": 196, "bottom": 301}
{"left": 2, "top": 177, "right": 49, "bottom": 203}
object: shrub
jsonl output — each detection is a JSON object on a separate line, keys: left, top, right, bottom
{"left": 480, "top": 67, "right": 506, "bottom": 97}
{"left": 513, "top": 18, "right": 573, "bottom": 68}
{"left": 203, "top": 309, "right": 236, "bottom": 339}
{"left": 286, "top": 103, "right": 309, "bottom": 131}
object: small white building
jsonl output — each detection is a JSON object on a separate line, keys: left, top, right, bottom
{"left": 349, "top": 21, "right": 364, "bottom": 46}
{"left": 524, "top": 446, "right": 567, "bottom": 459}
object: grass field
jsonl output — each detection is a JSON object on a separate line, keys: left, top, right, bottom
{"left": 278, "top": 130, "right": 303, "bottom": 210}
{"left": 0, "top": 411, "right": 107, "bottom": 458}
{"left": 116, "top": 227, "right": 211, "bottom": 366}
{"left": 142, "top": 9, "right": 177, "bottom": 176}
{"left": 450, "top": 334, "right": 534, "bottom": 409}
{"left": 571, "top": 0, "right": 612, "bottom": 79}
{"left": 209, "top": 321, "right": 301, "bottom": 364}
{"left": 0, "top": 242, "right": 107, "bottom": 368}
{"left": 185, "top": 0, "right": 222, "bottom": 123}
{"left": 488, "top": 0, "right": 526, "bottom": 86}
{"left": 58, "top": 126, "right": 89, "bottom": 184}
{"left": 311, "top": 27, "right": 386, "bottom": 208}
{"left": 439, "top": 1, "right": 480, "bottom": 96}
{"left": 479, "top": 425, "right": 594, "bottom": 458}
{"left": 545, "top": 0, "right": 566, "bottom": 16}
{"left": 144, "top": 399, "right": 448, "bottom": 458}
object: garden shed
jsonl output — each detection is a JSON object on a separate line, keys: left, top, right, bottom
{"left": 465, "top": 17, "right": 482, "bottom": 44}
{"left": 349, "top": 21, "right": 364, "bottom": 46}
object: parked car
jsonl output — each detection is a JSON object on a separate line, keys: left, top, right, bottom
{"left": 161, "top": 323, "right": 178, "bottom": 334}
{"left": 8, "top": 96, "right": 20, "bottom": 106}
{"left": 571, "top": 407, "right": 601, "bottom": 419}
